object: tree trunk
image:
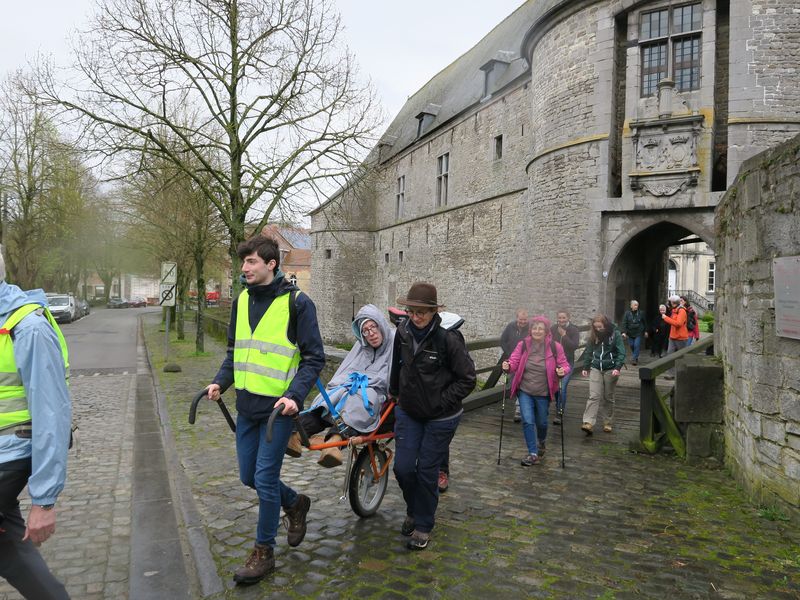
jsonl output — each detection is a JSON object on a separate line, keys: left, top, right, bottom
{"left": 195, "top": 253, "right": 205, "bottom": 354}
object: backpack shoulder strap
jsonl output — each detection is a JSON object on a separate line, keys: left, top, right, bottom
{"left": 288, "top": 290, "right": 300, "bottom": 343}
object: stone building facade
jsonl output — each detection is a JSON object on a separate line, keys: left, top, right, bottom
{"left": 310, "top": 0, "right": 799, "bottom": 342}
{"left": 716, "top": 134, "right": 800, "bottom": 516}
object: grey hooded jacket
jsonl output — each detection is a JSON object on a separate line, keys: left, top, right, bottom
{"left": 308, "top": 304, "right": 394, "bottom": 432}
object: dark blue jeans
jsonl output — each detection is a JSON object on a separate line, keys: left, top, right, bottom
{"left": 628, "top": 335, "right": 643, "bottom": 361}
{"left": 555, "top": 369, "right": 573, "bottom": 415}
{"left": 0, "top": 468, "right": 70, "bottom": 600}
{"left": 393, "top": 407, "right": 460, "bottom": 534}
{"left": 518, "top": 391, "right": 549, "bottom": 456}
{"left": 236, "top": 412, "right": 298, "bottom": 547}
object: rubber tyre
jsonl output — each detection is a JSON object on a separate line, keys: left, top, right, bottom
{"left": 348, "top": 446, "right": 389, "bottom": 518}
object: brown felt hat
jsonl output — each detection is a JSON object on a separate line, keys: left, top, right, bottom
{"left": 396, "top": 282, "right": 443, "bottom": 308}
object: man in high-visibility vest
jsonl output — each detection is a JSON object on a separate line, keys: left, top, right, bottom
{"left": 206, "top": 234, "right": 325, "bottom": 585}
{"left": 0, "top": 248, "right": 72, "bottom": 599}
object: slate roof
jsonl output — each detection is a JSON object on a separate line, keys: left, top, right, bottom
{"left": 377, "top": 0, "right": 548, "bottom": 163}
{"left": 310, "top": 0, "right": 572, "bottom": 215}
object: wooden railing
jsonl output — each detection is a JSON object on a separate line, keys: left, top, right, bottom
{"left": 637, "top": 335, "right": 715, "bottom": 457}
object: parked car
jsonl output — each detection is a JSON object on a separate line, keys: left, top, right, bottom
{"left": 77, "top": 299, "right": 90, "bottom": 317}
{"left": 129, "top": 296, "right": 148, "bottom": 308}
{"left": 48, "top": 294, "right": 78, "bottom": 323}
{"left": 107, "top": 297, "right": 130, "bottom": 309}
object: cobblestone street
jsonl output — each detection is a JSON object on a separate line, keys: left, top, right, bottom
{"left": 145, "top": 315, "right": 800, "bottom": 600}
{"left": 0, "top": 372, "right": 136, "bottom": 600}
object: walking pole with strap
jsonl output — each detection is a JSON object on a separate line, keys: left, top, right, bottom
{"left": 559, "top": 396, "right": 566, "bottom": 469}
{"left": 497, "top": 373, "right": 508, "bottom": 465}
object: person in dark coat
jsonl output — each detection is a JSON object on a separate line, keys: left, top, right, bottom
{"left": 550, "top": 310, "right": 580, "bottom": 425}
{"left": 500, "top": 309, "right": 529, "bottom": 422}
{"left": 650, "top": 304, "right": 670, "bottom": 358}
{"left": 389, "top": 282, "right": 476, "bottom": 551}
{"left": 621, "top": 300, "right": 647, "bottom": 366}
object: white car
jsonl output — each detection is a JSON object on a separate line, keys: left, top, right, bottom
{"left": 48, "top": 294, "right": 78, "bottom": 324}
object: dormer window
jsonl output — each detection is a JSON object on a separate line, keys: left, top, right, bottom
{"left": 415, "top": 103, "right": 441, "bottom": 138}
{"left": 480, "top": 51, "right": 514, "bottom": 100}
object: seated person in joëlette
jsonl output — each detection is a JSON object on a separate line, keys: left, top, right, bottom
{"left": 285, "top": 304, "right": 394, "bottom": 467}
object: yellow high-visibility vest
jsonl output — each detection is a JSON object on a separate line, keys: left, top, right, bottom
{"left": 0, "top": 304, "right": 70, "bottom": 435}
{"left": 233, "top": 291, "right": 300, "bottom": 397}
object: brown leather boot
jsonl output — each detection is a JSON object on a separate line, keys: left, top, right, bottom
{"left": 284, "top": 494, "right": 311, "bottom": 547}
{"left": 317, "top": 434, "right": 344, "bottom": 468}
{"left": 285, "top": 432, "right": 303, "bottom": 457}
{"left": 233, "top": 543, "right": 274, "bottom": 584}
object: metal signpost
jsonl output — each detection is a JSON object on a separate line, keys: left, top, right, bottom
{"left": 159, "top": 262, "right": 181, "bottom": 372}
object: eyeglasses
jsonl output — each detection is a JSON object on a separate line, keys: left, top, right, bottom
{"left": 361, "top": 325, "right": 379, "bottom": 336}
{"left": 406, "top": 308, "right": 433, "bottom": 317}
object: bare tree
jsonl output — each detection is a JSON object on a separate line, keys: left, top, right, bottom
{"left": 39, "top": 0, "right": 379, "bottom": 291}
{"left": 123, "top": 146, "right": 227, "bottom": 352}
{"left": 0, "top": 72, "right": 66, "bottom": 288}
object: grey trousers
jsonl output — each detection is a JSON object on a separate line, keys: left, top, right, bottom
{"left": 0, "top": 467, "right": 71, "bottom": 600}
{"left": 582, "top": 368, "right": 619, "bottom": 427}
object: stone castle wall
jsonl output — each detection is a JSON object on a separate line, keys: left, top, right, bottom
{"left": 727, "top": 0, "right": 800, "bottom": 183}
{"left": 716, "top": 134, "right": 800, "bottom": 516}
{"left": 311, "top": 0, "right": 800, "bottom": 343}
{"left": 311, "top": 83, "right": 534, "bottom": 342}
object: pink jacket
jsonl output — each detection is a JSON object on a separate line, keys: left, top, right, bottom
{"left": 508, "top": 333, "right": 571, "bottom": 402}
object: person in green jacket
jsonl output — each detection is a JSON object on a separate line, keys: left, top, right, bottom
{"left": 580, "top": 314, "right": 625, "bottom": 435}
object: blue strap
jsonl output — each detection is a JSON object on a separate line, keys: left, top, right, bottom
{"left": 316, "top": 372, "right": 373, "bottom": 419}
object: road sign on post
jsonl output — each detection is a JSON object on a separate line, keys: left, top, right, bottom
{"left": 160, "top": 284, "right": 176, "bottom": 307}
{"left": 161, "top": 261, "right": 177, "bottom": 285}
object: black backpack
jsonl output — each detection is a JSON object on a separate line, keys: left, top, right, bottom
{"left": 686, "top": 308, "right": 697, "bottom": 332}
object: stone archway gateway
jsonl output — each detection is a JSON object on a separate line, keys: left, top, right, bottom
{"left": 603, "top": 218, "right": 715, "bottom": 324}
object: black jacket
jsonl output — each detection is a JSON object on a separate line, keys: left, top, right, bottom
{"left": 212, "top": 273, "right": 325, "bottom": 420}
{"left": 550, "top": 322, "right": 580, "bottom": 365}
{"left": 389, "top": 314, "right": 476, "bottom": 421}
{"left": 500, "top": 321, "right": 530, "bottom": 358}
{"left": 622, "top": 309, "right": 647, "bottom": 338}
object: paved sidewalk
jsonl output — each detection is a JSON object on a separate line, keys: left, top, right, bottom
{"left": 145, "top": 315, "right": 799, "bottom": 600}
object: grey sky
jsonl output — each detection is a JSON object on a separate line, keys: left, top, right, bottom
{"left": 0, "top": 0, "right": 525, "bottom": 118}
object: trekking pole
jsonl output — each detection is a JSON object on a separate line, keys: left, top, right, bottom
{"left": 559, "top": 404, "right": 566, "bottom": 469}
{"left": 497, "top": 373, "right": 508, "bottom": 465}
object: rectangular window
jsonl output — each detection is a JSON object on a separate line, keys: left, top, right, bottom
{"left": 325, "top": 249, "right": 332, "bottom": 259}
{"left": 639, "top": 3, "right": 702, "bottom": 96}
{"left": 384, "top": 253, "right": 389, "bottom": 264}
{"left": 707, "top": 262, "right": 715, "bottom": 293}
{"left": 641, "top": 42, "right": 668, "bottom": 96}
{"left": 399, "top": 251, "right": 404, "bottom": 263}
{"left": 436, "top": 152, "right": 449, "bottom": 207}
{"left": 494, "top": 135, "right": 503, "bottom": 160}
{"left": 673, "top": 35, "right": 701, "bottom": 91}
{"left": 395, "top": 176, "right": 405, "bottom": 219}
{"left": 640, "top": 8, "right": 667, "bottom": 40}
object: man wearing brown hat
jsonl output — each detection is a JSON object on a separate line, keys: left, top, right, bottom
{"left": 389, "top": 282, "right": 476, "bottom": 550}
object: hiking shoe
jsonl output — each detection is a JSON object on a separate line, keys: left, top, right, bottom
{"left": 538, "top": 441, "right": 546, "bottom": 457}
{"left": 317, "top": 434, "right": 344, "bottom": 468}
{"left": 407, "top": 530, "right": 430, "bottom": 550}
{"left": 438, "top": 471, "right": 449, "bottom": 493}
{"left": 581, "top": 422, "right": 593, "bottom": 435}
{"left": 285, "top": 432, "right": 302, "bottom": 458}
{"left": 283, "top": 494, "right": 311, "bottom": 547}
{"left": 520, "top": 454, "right": 540, "bottom": 467}
{"left": 603, "top": 424, "right": 613, "bottom": 433}
{"left": 631, "top": 359, "right": 638, "bottom": 366}
{"left": 233, "top": 543, "right": 274, "bottom": 584}
{"left": 513, "top": 412, "right": 521, "bottom": 423}
{"left": 552, "top": 417, "right": 561, "bottom": 425}
{"left": 401, "top": 516, "right": 415, "bottom": 536}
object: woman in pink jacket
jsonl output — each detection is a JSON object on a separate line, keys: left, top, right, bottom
{"left": 502, "top": 315, "right": 571, "bottom": 466}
